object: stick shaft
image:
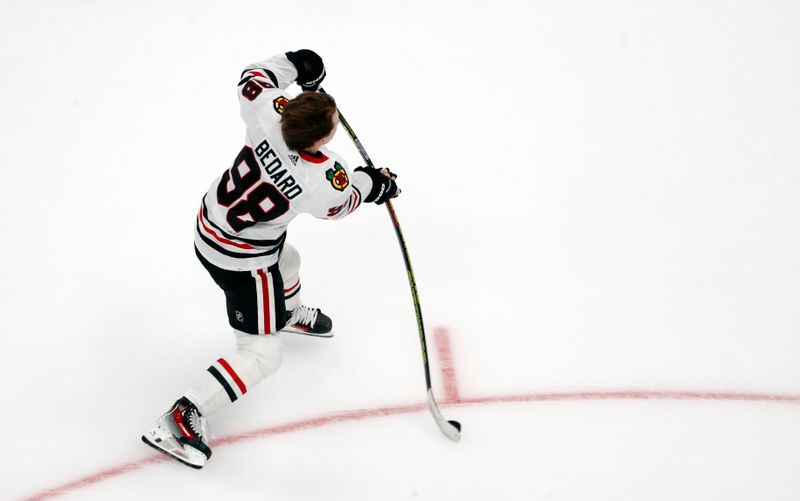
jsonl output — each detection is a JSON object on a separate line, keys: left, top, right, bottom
{"left": 328, "top": 93, "right": 433, "bottom": 391}
{"left": 384, "top": 199, "right": 433, "bottom": 389}
{"left": 326, "top": 92, "right": 461, "bottom": 441}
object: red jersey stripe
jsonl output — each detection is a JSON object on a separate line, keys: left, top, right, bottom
{"left": 198, "top": 208, "right": 255, "bottom": 250}
{"left": 256, "top": 269, "right": 272, "bottom": 333}
{"left": 346, "top": 188, "right": 360, "bottom": 215}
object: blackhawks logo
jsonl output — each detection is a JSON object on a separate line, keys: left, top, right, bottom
{"left": 326, "top": 163, "right": 349, "bottom": 191}
{"left": 273, "top": 96, "right": 288, "bottom": 114}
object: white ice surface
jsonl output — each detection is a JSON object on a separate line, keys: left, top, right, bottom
{"left": 2, "top": 0, "right": 800, "bottom": 500}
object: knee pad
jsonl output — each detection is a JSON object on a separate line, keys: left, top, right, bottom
{"left": 234, "top": 330, "right": 283, "bottom": 378}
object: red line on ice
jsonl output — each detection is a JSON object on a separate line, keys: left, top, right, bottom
{"left": 21, "top": 326, "right": 800, "bottom": 501}
{"left": 433, "top": 327, "right": 460, "bottom": 402}
{"left": 24, "top": 391, "right": 800, "bottom": 501}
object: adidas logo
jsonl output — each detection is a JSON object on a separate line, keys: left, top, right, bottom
{"left": 289, "top": 154, "right": 299, "bottom": 165}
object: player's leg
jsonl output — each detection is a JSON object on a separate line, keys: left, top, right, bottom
{"left": 279, "top": 243, "right": 333, "bottom": 337}
{"left": 142, "top": 253, "right": 287, "bottom": 468}
{"left": 181, "top": 261, "right": 287, "bottom": 417}
{"left": 182, "top": 329, "right": 284, "bottom": 416}
{"left": 142, "top": 332, "right": 284, "bottom": 469}
{"left": 280, "top": 242, "right": 303, "bottom": 312}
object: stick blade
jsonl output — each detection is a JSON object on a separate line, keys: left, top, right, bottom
{"left": 427, "top": 390, "right": 461, "bottom": 442}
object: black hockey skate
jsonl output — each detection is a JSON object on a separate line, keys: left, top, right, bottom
{"left": 141, "top": 397, "right": 212, "bottom": 469}
{"left": 283, "top": 305, "right": 333, "bottom": 338}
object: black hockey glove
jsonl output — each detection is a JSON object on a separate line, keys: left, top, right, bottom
{"left": 355, "top": 166, "right": 400, "bottom": 205}
{"left": 285, "top": 49, "right": 326, "bottom": 91}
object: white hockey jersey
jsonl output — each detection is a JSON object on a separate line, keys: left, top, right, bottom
{"left": 194, "top": 54, "right": 373, "bottom": 271}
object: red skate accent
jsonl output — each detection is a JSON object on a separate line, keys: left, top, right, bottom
{"left": 171, "top": 407, "right": 194, "bottom": 439}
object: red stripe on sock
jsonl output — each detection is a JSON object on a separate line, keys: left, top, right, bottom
{"left": 284, "top": 279, "right": 300, "bottom": 294}
{"left": 217, "top": 358, "right": 247, "bottom": 395}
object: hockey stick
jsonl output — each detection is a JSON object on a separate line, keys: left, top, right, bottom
{"left": 321, "top": 89, "right": 461, "bottom": 442}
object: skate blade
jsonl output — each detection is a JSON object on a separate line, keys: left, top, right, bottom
{"left": 141, "top": 433, "right": 206, "bottom": 469}
{"left": 281, "top": 326, "right": 334, "bottom": 338}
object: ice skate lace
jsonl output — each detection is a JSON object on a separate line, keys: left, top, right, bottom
{"left": 291, "top": 305, "right": 319, "bottom": 327}
{"left": 187, "top": 409, "right": 213, "bottom": 443}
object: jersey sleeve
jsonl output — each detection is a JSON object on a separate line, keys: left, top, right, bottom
{"left": 239, "top": 53, "right": 298, "bottom": 92}
{"left": 304, "top": 155, "right": 374, "bottom": 221}
{"left": 237, "top": 54, "right": 297, "bottom": 143}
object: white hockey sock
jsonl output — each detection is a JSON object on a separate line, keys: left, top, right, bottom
{"left": 184, "top": 331, "right": 283, "bottom": 416}
{"left": 284, "top": 284, "right": 301, "bottom": 312}
{"left": 279, "top": 244, "right": 302, "bottom": 313}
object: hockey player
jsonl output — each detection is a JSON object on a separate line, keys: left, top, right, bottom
{"left": 142, "top": 49, "right": 399, "bottom": 468}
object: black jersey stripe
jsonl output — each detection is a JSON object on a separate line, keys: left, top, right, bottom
{"left": 197, "top": 221, "right": 283, "bottom": 259}
{"left": 262, "top": 69, "right": 279, "bottom": 88}
{"left": 201, "top": 198, "right": 287, "bottom": 247}
{"left": 207, "top": 366, "right": 238, "bottom": 402}
{"left": 239, "top": 68, "right": 279, "bottom": 88}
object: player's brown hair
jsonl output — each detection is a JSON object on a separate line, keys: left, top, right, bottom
{"left": 281, "top": 92, "right": 337, "bottom": 151}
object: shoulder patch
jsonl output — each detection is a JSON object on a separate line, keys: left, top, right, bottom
{"left": 325, "top": 162, "right": 349, "bottom": 191}
{"left": 273, "top": 96, "right": 288, "bottom": 114}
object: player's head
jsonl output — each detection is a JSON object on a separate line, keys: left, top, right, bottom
{"left": 281, "top": 91, "right": 339, "bottom": 151}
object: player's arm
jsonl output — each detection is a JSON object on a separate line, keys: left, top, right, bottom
{"left": 239, "top": 50, "right": 326, "bottom": 98}
{"left": 309, "top": 164, "right": 400, "bottom": 221}
{"left": 308, "top": 167, "right": 371, "bottom": 221}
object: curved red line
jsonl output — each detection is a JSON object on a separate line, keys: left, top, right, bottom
{"left": 458, "top": 390, "right": 800, "bottom": 405}
{"left": 22, "top": 390, "right": 800, "bottom": 501}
